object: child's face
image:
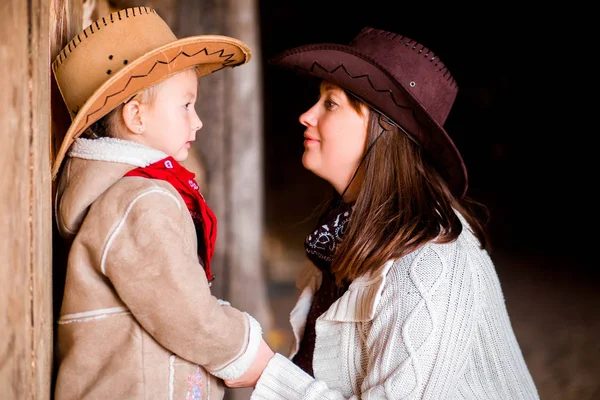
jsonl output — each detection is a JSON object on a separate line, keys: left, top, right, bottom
{"left": 140, "top": 69, "right": 202, "bottom": 161}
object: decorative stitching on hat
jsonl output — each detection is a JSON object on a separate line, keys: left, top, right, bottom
{"left": 80, "top": 46, "right": 240, "bottom": 133}
{"left": 351, "top": 28, "right": 456, "bottom": 85}
{"left": 279, "top": 43, "right": 456, "bottom": 138}
{"left": 353, "top": 28, "right": 455, "bottom": 88}
{"left": 297, "top": 59, "right": 414, "bottom": 111}
{"left": 291, "top": 58, "right": 462, "bottom": 184}
{"left": 292, "top": 59, "right": 438, "bottom": 146}
{"left": 55, "top": 7, "right": 156, "bottom": 66}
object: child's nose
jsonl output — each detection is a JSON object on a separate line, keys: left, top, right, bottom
{"left": 193, "top": 112, "right": 202, "bottom": 131}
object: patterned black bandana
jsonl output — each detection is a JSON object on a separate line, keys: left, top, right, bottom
{"left": 295, "top": 198, "right": 354, "bottom": 376}
{"left": 304, "top": 198, "right": 354, "bottom": 272}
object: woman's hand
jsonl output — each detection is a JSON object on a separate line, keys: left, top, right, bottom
{"left": 224, "top": 338, "right": 275, "bottom": 388}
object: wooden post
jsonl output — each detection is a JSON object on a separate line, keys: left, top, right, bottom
{"left": 0, "top": 0, "right": 53, "bottom": 398}
{"left": 224, "top": 0, "right": 272, "bottom": 337}
{"left": 174, "top": 1, "right": 271, "bottom": 398}
{"left": 173, "top": 0, "right": 272, "bottom": 330}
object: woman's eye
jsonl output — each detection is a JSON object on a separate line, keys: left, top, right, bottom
{"left": 324, "top": 100, "right": 337, "bottom": 109}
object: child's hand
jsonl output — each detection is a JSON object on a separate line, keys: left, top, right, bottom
{"left": 224, "top": 338, "right": 274, "bottom": 388}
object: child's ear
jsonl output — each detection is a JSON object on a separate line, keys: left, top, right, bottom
{"left": 122, "top": 101, "right": 145, "bottom": 134}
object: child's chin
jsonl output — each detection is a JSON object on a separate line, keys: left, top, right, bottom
{"left": 174, "top": 151, "right": 188, "bottom": 162}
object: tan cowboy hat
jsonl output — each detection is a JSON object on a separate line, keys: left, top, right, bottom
{"left": 51, "top": 6, "right": 252, "bottom": 179}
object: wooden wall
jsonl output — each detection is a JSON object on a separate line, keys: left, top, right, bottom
{"left": 0, "top": 0, "right": 82, "bottom": 397}
{"left": 0, "top": 0, "right": 55, "bottom": 397}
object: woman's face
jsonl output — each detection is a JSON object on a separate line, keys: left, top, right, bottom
{"left": 299, "top": 82, "right": 369, "bottom": 198}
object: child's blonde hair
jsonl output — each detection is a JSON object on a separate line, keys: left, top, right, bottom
{"left": 85, "top": 85, "right": 157, "bottom": 139}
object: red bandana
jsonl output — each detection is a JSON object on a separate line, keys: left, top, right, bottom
{"left": 124, "top": 156, "right": 216, "bottom": 282}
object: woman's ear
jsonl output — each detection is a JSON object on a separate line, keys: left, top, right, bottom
{"left": 121, "top": 100, "right": 145, "bottom": 134}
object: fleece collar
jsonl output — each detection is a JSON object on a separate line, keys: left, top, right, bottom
{"left": 68, "top": 137, "right": 168, "bottom": 167}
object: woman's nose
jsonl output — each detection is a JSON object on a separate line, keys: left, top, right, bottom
{"left": 299, "top": 104, "right": 317, "bottom": 127}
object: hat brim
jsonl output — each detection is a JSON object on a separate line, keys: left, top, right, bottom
{"left": 52, "top": 35, "right": 251, "bottom": 179}
{"left": 270, "top": 44, "right": 467, "bottom": 198}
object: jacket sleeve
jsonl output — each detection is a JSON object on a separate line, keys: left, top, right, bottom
{"left": 251, "top": 245, "right": 478, "bottom": 399}
{"left": 94, "top": 185, "right": 262, "bottom": 380}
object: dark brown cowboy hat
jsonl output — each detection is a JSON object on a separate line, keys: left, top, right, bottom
{"left": 52, "top": 6, "right": 251, "bottom": 179}
{"left": 269, "top": 27, "right": 468, "bottom": 198}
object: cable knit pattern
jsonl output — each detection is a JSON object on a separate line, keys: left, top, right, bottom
{"left": 252, "top": 214, "right": 539, "bottom": 399}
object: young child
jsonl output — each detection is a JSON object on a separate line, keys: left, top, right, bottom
{"left": 52, "top": 6, "right": 273, "bottom": 399}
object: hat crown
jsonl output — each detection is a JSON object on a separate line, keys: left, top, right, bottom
{"left": 53, "top": 7, "right": 176, "bottom": 117}
{"left": 349, "top": 27, "right": 458, "bottom": 125}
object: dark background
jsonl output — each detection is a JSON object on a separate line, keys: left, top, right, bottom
{"left": 259, "top": 2, "right": 592, "bottom": 267}
{"left": 257, "top": 3, "right": 598, "bottom": 399}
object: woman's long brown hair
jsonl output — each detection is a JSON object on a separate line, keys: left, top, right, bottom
{"left": 330, "top": 91, "right": 490, "bottom": 286}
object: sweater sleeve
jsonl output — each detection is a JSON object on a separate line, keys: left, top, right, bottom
{"left": 93, "top": 186, "right": 262, "bottom": 380}
{"left": 252, "top": 244, "right": 478, "bottom": 399}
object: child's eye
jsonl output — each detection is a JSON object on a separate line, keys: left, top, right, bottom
{"left": 184, "top": 102, "right": 193, "bottom": 110}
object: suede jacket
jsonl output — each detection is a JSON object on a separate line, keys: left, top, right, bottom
{"left": 54, "top": 137, "right": 261, "bottom": 400}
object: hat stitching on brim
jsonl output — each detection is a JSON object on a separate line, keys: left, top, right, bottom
{"left": 279, "top": 42, "right": 457, "bottom": 85}
{"left": 281, "top": 44, "right": 457, "bottom": 125}
{"left": 289, "top": 60, "right": 446, "bottom": 148}
{"left": 307, "top": 61, "right": 414, "bottom": 110}
{"left": 55, "top": 7, "right": 156, "bottom": 66}
{"left": 274, "top": 43, "right": 458, "bottom": 140}
{"left": 297, "top": 61, "right": 429, "bottom": 147}
{"left": 81, "top": 46, "right": 239, "bottom": 132}
{"left": 52, "top": 41, "right": 245, "bottom": 179}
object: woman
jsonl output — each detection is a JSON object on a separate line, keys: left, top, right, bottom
{"left": 227, "top": 27, "right": 539, "bottom": 399}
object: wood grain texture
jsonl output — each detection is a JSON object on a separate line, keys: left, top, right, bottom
{"left": 31, "top": 0, "right": 53, "bottom": 397}
{"left": 224, "top": 0, "right": 272, "bottom": 336}
{"left": 1, "top": 0, "right": 53, "bottom": 398}
{"left": 0, "top": 0, "right": 33, "bottom": 397}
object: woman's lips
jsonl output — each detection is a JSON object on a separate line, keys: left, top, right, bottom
{"left": 304, "top": 134, "right": 319, "bottom": 145}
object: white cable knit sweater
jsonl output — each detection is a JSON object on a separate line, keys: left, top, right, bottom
{"left": 252, "top": 214, "right": 539, "bottom": 399}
